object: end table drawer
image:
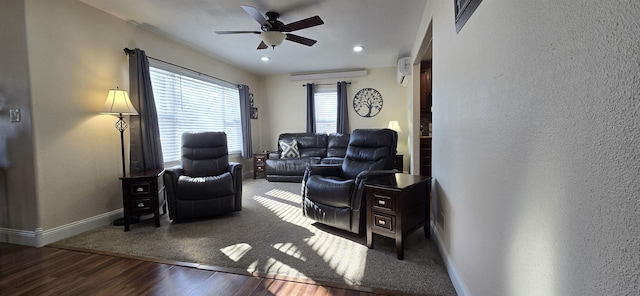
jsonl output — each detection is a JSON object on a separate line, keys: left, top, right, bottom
{"left": 256, "top": 165, "right": 265, "bottom": 172}
{"left": 131, "top": 198, "right": 151, "bottom": 211}
{"left": 130, "top": 182, "right": 151, "bottom": 195}
{"left": 373, "top": 213, "right": 395, "bottom": 232}
{"left": 372, "top": 193, "right": 395, "bottom": 212}
{"left": 255, "top": 156, "right": 265, "bottom": 162}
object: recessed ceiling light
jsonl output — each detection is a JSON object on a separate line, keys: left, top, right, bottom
{"left": 261, "top": 56, "right": 270, "bottom": 62}
{"left": 353, "top": 45, "right": 364, "bottom": 52}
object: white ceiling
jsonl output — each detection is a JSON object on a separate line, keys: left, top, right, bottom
{"left": 79, "top": 0, "right": 428, "bottom": 76}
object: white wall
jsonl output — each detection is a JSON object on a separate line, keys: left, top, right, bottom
{"left": 19, "top": 0, "right": 264, "bottom": 243}
{"left": 431, "top": 0, "right": 640, "bottom": 295}
{"left": 262, "top": 68, "right": 411, "bottom": 170}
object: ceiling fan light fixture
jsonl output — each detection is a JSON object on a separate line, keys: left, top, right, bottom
{"left": 261, "top": 31, "right": 286, "bottom": 47}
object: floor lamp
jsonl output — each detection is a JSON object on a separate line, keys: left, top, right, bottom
{"left": 101, "top": 87, "right": 138, "bottom": 177}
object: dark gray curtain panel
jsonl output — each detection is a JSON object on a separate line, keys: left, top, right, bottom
{"left": 126, "top": 48, "right": 163, "bottom": 173}
{"left": 337, "top": 81, "right": 350, "bottom": 134}
{"left": 306, "top": 83, "right": 316, "bottom": 133}
{"left": 239, "top": 84, "right": 253, "bottom": 160}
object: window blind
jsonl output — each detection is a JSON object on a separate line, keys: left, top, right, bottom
{"left": 149, "top": 66, "right": 242, "bottom": 163}
{"left": 314, "top": 88, "right": 338, "bottom": 134}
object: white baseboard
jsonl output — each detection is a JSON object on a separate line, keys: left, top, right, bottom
{"left": 0, "top": 209, "right": 122, "bottom": 247}
{"left": 432, "top": 221, "right": 471, "bottom": 296}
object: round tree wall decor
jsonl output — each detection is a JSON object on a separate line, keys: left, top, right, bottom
{"left": 353, "top": 88, "right": 383, "bottom": 118}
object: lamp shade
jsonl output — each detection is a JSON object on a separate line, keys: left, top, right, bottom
{"left": 101, "top": 88, "right": 138, "bottom": 115}
{"left": 387, "top": 120, "right": 403, "bottom": 133}
{"left": 261, "top": 31, "right": 286, "bottom": 46}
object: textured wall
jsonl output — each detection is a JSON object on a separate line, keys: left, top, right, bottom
{"left": 432, "top": 0, "right": 640, "bottom": 295}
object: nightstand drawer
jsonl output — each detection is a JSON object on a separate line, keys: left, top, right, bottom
{"left": 255, "top": 156, "right": 266, "bottom": 163}
{"left": 129, "top": 182, "right": 151, "bottom": 195}
{"left": 256, "top": 165, "right": 265, "bottom": 172}
{"left": 373, "top": 213, "right": 395, "bottom": 232}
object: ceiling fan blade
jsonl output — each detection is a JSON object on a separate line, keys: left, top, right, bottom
{"left": 257, "top": 41, "right": 269, "bottom": 50}
{"left": 283, "top": 16, "right": 324, "bottom": 32}
{"left": 215, "top": 31, "right": 261, "bottom": 35}
{"left": 241, "top": 5, "right": 268, "bottom": 27}
{"left": 285, "top": 34, "right": 317, "bottom": 46}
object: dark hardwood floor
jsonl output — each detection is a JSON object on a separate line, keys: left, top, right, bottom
{"left": 0, "top": 243, "right": 416, "bottom": 296}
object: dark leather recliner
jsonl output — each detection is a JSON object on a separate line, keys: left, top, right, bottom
{"left": 301, "top": 129, "right": 398, "bottom": 234}
{"left": 164, "top": 132, "right": 242, "bottom": 220}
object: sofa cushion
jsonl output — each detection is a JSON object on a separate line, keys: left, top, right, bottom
{"left": 279, "top": 139, "right": 300, "bottom": 158}
{"left": 266, "top": 157, "right": 321, "bottom": 176}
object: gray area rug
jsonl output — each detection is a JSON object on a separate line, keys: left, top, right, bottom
{"left": 52, "top": 179, "right": 456, "bottom": 295}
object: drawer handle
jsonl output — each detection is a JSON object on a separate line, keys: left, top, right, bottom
{"left": 137, "top": 202, "right": 145, "bottom": 208}
{"left": 378, "top": 200, "right": 386, "bottom": 205}
{"left": 378, "top": 220, "right": 386, "bottom": 225}
{"left": 136, "top": 187, "right": 144, "bottom": 192}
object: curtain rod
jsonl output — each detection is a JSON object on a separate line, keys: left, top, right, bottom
{"left": 302, "top": 82, "right": 351, "bottom": 87}
{"left": 124, "top": 48, "right": 239, "bottom": 87}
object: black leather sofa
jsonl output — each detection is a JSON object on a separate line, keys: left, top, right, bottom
{"left": 265, "top": 133, "right": 349, "bottom": 182}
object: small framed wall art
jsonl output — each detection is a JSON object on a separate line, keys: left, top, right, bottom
{"left": 454, "top": 0, "right": 483, "bottom": 33}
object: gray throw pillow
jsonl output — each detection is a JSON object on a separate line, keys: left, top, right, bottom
{"left": 279, "top": 139, "right": 300, "bottom": 158}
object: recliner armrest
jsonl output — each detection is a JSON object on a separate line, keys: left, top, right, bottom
{"left": 228, "top": 162, "right": 242, "bottom": 175}
{"left": 228, "top": 162, "right": 243, "bottom": 211}
{"left": 301, "top": 164, "right": 344, "bottom": 199}
{"left": 163, "top": 166, "right": 184, "bottom": 203}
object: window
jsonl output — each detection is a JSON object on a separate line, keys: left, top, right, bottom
{"left": 314, "top": 87, "right": 337, "bottom": 134}
{"left": 149, "top": 63, "right": 242, "bottom": 163}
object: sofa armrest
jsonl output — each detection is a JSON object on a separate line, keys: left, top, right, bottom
{"left": 268, "top": 152, "right": 280, "bottom": 160}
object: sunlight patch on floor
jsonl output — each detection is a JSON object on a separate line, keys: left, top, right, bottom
{"left": 253, "top": 187, "right": 367, "bottom": 284}
{"left": 265, "top": 188, "right": 302, "bottom": 203}
{"left": 253, "top": 194, "right": 311, "bottom": 226}
{"left": 273, "top": 242, "right": 307, "bottom": 261}
{"left": 304, "top": 230, "right": 368, "bottom": 284}
{"left": 220, "top": 243, "right": 252, "bottom": 262}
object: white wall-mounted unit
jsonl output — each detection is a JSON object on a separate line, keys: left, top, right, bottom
{"left": 289, "top": 69, "right": 368, "bottom": 81}
{"left": 396, "top": 57, "right": 412, "bottom": 86}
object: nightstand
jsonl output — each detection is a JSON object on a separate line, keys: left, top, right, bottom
{"left": 119, "top": 169, "right": 166, "bottom": 232}
{"left": 253, "top": 152, "right": 269, "bottom": 179}
{"left": 365, "top": 173, "right": 431, "bottom": 260}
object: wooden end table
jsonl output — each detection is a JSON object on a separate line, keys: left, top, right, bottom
{"left": 253, "top": 152, "right": 269, "bottom": 179}
{"left": 119, "top": 169, "right": 166, "bottom": 232}
{"left": 365, "top": 173, "right": 431, "bottom": 260}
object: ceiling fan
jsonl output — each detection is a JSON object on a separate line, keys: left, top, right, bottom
{"left": 215, "top": 5, "right": 324, "bottom": 50}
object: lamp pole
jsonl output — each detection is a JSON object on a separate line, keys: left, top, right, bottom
{"left": 115, "top": 113, "right": 128, "bottom": 177}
